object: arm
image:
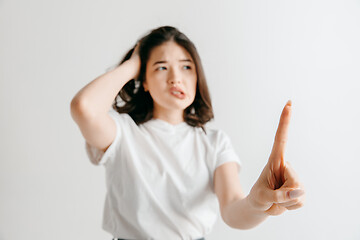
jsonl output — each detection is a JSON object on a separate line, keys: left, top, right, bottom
{"left": 70, "top": 44, "right": 140, "bottom": 119}
{"left": 70, "top": 44, "right": 140, "bottom": 152}
{"left": 214, "top": 162, "right": 269, "bottom": 230}
{"left": 214, "top": 101, "right": 305, "bottom": 229}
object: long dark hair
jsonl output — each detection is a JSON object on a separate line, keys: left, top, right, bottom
{"left": 112, "top": 26, "right": 214, "bottom": 130}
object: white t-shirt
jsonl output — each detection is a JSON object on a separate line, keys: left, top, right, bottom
{"left": 85, "top": 109, "right": 242, "bottom": 240}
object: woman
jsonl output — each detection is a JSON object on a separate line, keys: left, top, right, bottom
{"left": 70, "top": 26, "right": 305, "bottom": 240}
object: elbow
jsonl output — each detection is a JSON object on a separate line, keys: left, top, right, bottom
{"left": 70, "top": 97, "right": 91, "bottom": 122}
{"left": 70, "top": 96, "right": 86, "bottom": 111}
{"left": 70, "top": 97, "right": 82, "bottom": 119}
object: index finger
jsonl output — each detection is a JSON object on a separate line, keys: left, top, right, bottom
{"left": 272, "top": 100, "right": 292, "bottom": 155}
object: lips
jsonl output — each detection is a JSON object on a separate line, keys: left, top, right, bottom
{"left": 169, "top": 87, "right": 186, "bottom": 99}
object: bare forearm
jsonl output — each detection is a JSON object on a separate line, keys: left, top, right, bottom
{"left": 71, "top": 59, "right": 139, "bottom": 118}
{"left": 222, "top": 195, "right": 269, "bottom": 230}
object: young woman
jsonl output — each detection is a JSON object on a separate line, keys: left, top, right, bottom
{"left": 70, "top": 26, "right": 305, "bottom": 240}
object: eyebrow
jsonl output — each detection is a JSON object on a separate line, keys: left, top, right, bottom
{"left": 152, "top": 59, "right": 193, "bottom": 66}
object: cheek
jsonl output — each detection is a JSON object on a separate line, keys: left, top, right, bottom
{"left": 187, "top": 83, "right": 197, "bottom": 102}
{"left": 192, "top": 79, "right": 197, "bottom": 95}
{"left": 144, "top": 74, "right": 157, "bottom": 90}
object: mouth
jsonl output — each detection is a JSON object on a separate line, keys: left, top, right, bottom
{"left": 170, "top": 87, "right": 186, "bottom": 99}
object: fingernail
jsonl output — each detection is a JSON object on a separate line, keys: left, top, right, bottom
{"left": 287, "top": 100, "right": 292, "bottom": 106}
{"left": 288, "top": 189, "right": 304, "bottom": 199}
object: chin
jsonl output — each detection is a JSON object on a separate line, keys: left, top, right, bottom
{"left": 162, "top": 101, "right": 190, "bottom": 112}
{"left": 155, "top": 95, "right": 195, "bottom": 112}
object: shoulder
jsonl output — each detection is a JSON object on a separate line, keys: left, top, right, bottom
{"left": 106, "top": 109, "right": 141, "bottom": 137}
{"left": 202, "top": 125, "right": 231, "bottom": 142}
{"left": 197, "top": 126, "right": 235, "bottom": 151}
{"left": 108, "top": 108, "right": 135, "bottom": 125}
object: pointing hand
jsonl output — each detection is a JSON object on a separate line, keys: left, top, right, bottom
{"left": 248, "top": 101, "right": 305, "bottom": 216}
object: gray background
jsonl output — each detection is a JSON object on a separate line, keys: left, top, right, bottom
{"left": 1, "top": 0, "right": 360, "bottom": 239}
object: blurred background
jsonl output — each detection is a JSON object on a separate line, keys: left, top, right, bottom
{"left": 1, "top": 0, "right": 359, "bottom": 239}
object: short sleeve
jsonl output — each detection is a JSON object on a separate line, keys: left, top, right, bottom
{"left": 85, "top": 109, "right": 122, "bottom": 166}
{"left": 214, "top": 130, "right": 242, "bottom": 174}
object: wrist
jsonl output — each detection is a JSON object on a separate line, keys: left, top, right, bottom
{"left": 127, "top": 55, "right": 140, "bottom": 64}
{"left": 126, "top": 56, "right": 141, "bottom": 75}
{"left": 245, "top": 194, "right": 269, "bottom": 216}
{"left": 116, "top": 58, "right": 140, "bottom": 81}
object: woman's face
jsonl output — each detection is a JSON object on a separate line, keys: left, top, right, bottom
{"left": 144, "top": 41, "right": 197, "bottom": 118}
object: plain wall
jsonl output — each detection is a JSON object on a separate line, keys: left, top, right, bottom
{"left": 1, "top": 0, "right": 359, "bottom": 239}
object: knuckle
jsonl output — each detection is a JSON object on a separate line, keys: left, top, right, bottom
{"left": 273, "top": 190, "right": 286, "bottom": 203}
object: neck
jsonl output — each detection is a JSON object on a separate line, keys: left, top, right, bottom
{"left": 153, "top": 106, "right": 184, "bottom": 125}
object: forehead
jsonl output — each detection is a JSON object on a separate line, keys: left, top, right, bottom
{"left": 148, "top": 41, "right": 193, "bottom": 62}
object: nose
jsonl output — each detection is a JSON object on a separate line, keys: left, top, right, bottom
{"left": 167, "top": 68, "right": 181, "bottom": 85}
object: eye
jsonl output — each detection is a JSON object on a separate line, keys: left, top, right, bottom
{"left": 183, "top": 65, "right": 192, "bottom": 70}
{"left": 157, "top": 66, "right": 167, "bottom": 71}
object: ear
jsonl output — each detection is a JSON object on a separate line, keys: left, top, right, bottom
{"left": 143, "top": 81, "right": 148, "bottom": 92}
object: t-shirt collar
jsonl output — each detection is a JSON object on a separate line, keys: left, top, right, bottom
{"left": 145, "top": 118, "right": 189, "bottom": 132}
